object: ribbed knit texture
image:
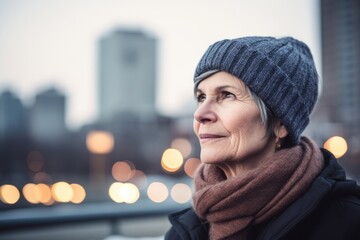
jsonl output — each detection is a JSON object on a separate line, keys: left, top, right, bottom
{"left": 194, "top": 36, "right": 319, "bottom": 146}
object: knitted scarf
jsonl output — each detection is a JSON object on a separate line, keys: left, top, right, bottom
{"left": 192, "top": 137, "right": 324, "bottom": 240}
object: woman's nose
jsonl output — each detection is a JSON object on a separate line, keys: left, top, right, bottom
{"left": 193, "top": 101, "right": 217, "bottom": 124}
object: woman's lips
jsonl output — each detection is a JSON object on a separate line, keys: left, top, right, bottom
{"left": 199, "top": 134, "right": 225, "bottom": 142}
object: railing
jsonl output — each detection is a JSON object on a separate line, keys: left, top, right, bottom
{"left": 0, "top": 200, "right": 188, "bottom": 239}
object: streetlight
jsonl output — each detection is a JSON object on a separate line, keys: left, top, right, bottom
{"left": 86, "top": 130, "right": 114, "bottom": 196}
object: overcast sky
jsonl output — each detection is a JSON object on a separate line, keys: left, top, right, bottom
{"left": 0, "top": 0, "right": 320, "bottom": 129}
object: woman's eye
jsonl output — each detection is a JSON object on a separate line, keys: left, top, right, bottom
{"left": 221, "top": 91, "right": 235, "bottom": 99}
{"left": 196, "top": 94, "right": 206, "bottom": 103}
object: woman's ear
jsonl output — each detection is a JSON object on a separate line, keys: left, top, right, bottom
{"left": 275, "top": 122, "right": 288, "bottom": 138}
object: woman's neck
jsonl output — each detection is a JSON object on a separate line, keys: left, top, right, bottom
{"left": 217, "top": 141, "right": 277, "bottom": 179}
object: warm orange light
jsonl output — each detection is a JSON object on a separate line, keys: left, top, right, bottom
{"left": 52, "top": 181, "right": 74, "bottom": 203}
{"left": 161, "top": 148, "right": 183, "bottom": 173}
{"left": 70, "top": 183, "right": 86, "bottom": 204}
{"left": 171, "top": 183, "right": 192, "bottom": 204}
{"left": 112, "top": 161, "right": 135, "bottom": 182}
{"left": 109, "top": 182, "right": 124, "bottom": 203}
{"left": 119, "top": 183, "right": 140, "bottom": 204}
{"left": 23, "top": 183, "right": 53, "bottom": 205}
{"left": 324, "top": 136, "right": 348, "bottom": 158}
{"left": 171, "top": 138, "right": 192, "bottom": 158}
{"left": 147, "top": 182, "right": 168, "bottom": 203}
{"left": 86, "top": 131, "right": 114, "bottom": 154}
{"left": 0, "top": 184, "right": 20, "bottom": 204}
{"left": 37, "top": 183, "right": 52, "bottom": 204}
{"left": 108, "top": 182, "right": 140, "bottom": 204}
{"left": 23, "top": 183, "right": 39, "bottom": 204}
{"left": 184, "top": 158, "right": 201, "bottom": 178}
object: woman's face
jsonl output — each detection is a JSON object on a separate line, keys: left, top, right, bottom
{"left": 193, "top": 71, "right": 274, "bottom": 166}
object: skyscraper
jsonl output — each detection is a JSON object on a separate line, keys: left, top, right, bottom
{"left": 98, "top": 29, "right": 157, "bottom": 122}
{"left": 318, "top": 0, "right": 360, "bottom": 137}
{"left": 29, "top": 88, "right": 66, "bottom": 143}
{"left": 315, "top": 0, "right": 360, "bottom": 180}
{"left": 0, "top": 90, "right": 27, "bottom": 140}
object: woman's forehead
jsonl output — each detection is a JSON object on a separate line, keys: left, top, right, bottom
{"left": 196, "top": 71, "right": 247, "bottom": 91}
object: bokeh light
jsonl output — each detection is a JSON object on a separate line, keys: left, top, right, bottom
{"left": 86, "top": 131, "right": 114, "bottom": 154}
{"left": 36, "top": 183, "right": 52, "bottom": 204}
{"left": 324, "top": 136, "right": 348, "bottom": 158}
{"left": 0, "top": 184, "right": 20, "bottom": 204}
{"left": 24, "top": 183, "right": 81, "bottom": 205}
{"left": 108, "top": 182, "right": 140, "bottom": 204}
{"left": 52, "top": 181, "right": 74, "bottom": 203}
{"left": 147, "top": 182, "right": 169, "bottom": 203}
{"left": 161, "top": 148, "right": 183, "bottom": 173}
{"left": 119, "top": 183, "right": 140, "bottom": 204}
{"left": 171, "top": 183, "right": 192, "bottom": 204}
{"left": 184, "top": 158, "right": 201, "bottom": 178}
{"left": 112, "top": 161, "right": 135, "bottom": 182}
{"left": 23, "top": 183, "right": 39, "bottom": 204}
{"left": 171, "top": 138, "right": 192, "bottom": 158}
{"left": 109, "top": 182, "right": 124, "bottom": 203}
{"left": 70, "top": 183, "right": 86, "bottom": 204}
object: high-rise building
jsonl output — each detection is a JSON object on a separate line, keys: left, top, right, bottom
{"left": 0, "top": 90, "right": 27, "bottom": 140}
{"left": 29, "top": 88, "right": 66, "bottom": 143}
{"left": 98, "top": 29, "right": 157, "bottom": 122}
{"left": 317, "top": 0, "right": 360, "bottom": 137}
{"left": 315, "top": 0, "right": 360, "bottom": 179}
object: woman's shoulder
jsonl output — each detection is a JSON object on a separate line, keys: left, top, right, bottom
{"left": 322, "top": 193, "right": 360, "bottom": 222}
{"left": 312, "top": 151, "right": 360, "bottom": 237}
{"left": 287, "top": 193, "right": 360, "bottom": 239}
{"left": 260, "top": 150, "right": 360, "bottom": 240}
{"left": 165, "top": 207, "right": 208, "bottom": 240}
{"left": 283, "top": 168, "right": 360, "bottom": 239}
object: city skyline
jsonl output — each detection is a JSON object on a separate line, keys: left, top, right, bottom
{"left": 0, "top": 0, "right": 320, "bottom": 129}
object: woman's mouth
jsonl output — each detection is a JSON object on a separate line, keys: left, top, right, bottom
{"left": 199, "top": 134, "right": 225, "bottom": 143}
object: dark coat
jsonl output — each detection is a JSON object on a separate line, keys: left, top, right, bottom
{"left": 165, "top": 149, "right": 360, "bottom": 240}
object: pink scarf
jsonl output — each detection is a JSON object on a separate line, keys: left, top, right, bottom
{"left": 192, "top": 137, "right": 324, "bottom": 239}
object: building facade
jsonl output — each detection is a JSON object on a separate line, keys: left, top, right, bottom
{"left": 29, "top": 88, "right": 66, "bottom": 143}
{"left": 318, "top": 0, "right": 360, "bottom": 137}
{"left": 0, "top": 90, "right": 27, "bottom": 141}
{"left": 315, "top": 0, "right": 360, "bottom": 180}
{"left": 98, "top": 29, "right": 157, "bottom": 122}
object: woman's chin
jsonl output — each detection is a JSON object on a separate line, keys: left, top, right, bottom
{"left": 200, "top": 152, "right": 223, "bottom": 164}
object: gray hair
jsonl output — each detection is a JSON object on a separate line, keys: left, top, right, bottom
{"left": 246, "top": 87, "right": 277, "bottom": 138}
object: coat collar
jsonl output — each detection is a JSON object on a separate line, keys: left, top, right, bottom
{"left": 257, "top": 148, "right": 352, "bottom": 239}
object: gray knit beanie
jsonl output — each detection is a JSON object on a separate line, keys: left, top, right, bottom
{"left": 194, "top": 36, "right": 319, "bottom": 146}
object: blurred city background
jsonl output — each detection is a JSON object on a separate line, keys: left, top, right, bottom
{"left": 0, "top": 0, "right": 359, "bottom": 239}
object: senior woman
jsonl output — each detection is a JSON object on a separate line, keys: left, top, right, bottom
{"left": 165, "top": 36, "right": 360, "bottom": 240}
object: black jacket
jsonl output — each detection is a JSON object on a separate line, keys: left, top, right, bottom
{"left": 165, "top": 149, "right": 360, "bottom": 240}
